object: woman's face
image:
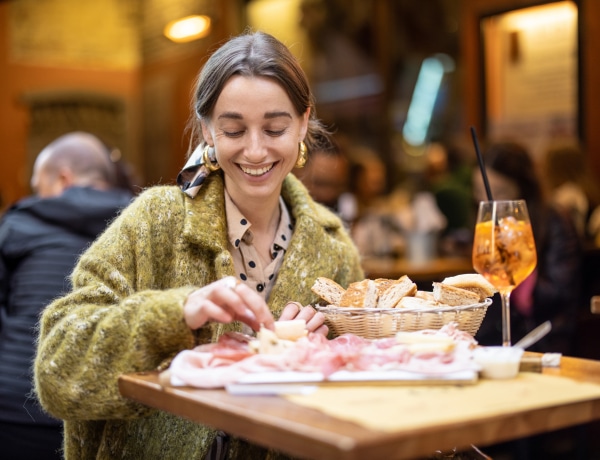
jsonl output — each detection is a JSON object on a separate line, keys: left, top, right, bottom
{"left": 201, "top": 75, "right": 309, "bottom": 205}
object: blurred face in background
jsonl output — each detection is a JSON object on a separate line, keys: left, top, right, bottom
{"left": 297, "top": 152, "right": 349, "bottom": 207}
{"left": 355, "top": 157, "right": 386, "bottom": 203}
{"left": 30, "top": 150, "right": 65, "bottom": 198}
{"left": 472, "top": 168, "right": 520, "bottom": 202}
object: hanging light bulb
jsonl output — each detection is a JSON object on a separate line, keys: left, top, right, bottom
{"left": 164, "top": 15, "right": 211, "bottom": 43}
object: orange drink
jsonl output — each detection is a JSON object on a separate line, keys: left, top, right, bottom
{"left": 472, "top": 200, "right": 537, "bottom": 346}
{"left": 472, "top": 218, "right": 537, "bottom": 293}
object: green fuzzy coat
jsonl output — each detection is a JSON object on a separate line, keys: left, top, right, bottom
{"left": 34, "top": 172, "right": 363, "bottom": 460}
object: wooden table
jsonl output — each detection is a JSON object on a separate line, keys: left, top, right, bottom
{"left": 361, "top": 256, "right": 473, "bottom": 282}
{"left": 119, "top": 355, "right": 600, "bottom": 460}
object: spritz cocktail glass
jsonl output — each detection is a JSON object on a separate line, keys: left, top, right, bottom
{"left": 472, "top": 200, "right": 537, "bottom": 347}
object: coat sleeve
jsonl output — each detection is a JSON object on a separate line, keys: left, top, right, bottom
{"left": 34, "top": 188, "right": 201, "bottom": 422}
{"left": 533, "top": 207, "right": 583, "bottom": 320}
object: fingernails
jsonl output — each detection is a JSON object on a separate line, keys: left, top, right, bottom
{"left": 223, "top": 276, "right": 238, "bottom": 290}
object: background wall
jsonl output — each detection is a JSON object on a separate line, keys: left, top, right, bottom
{"left": 0, "top": 0, "right": 142, "bottom": 205}
{"left": 461, "top": 0, "right": 600, "bottom": 176}
{"left": 1, "top": 0, "right": 598, "bottom": 209}
{"left": 0, "top": 0, "right": 238, "bottom": 205}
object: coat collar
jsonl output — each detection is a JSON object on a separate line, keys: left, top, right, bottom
{"left": 181, "top": 172, "right": 229, "bottom": 252}
{"left": 181, "top": 172, "right": 342, "bottom": 248}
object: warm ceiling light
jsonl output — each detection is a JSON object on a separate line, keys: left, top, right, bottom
{"left": 164, "top": 15, "right": 211, "bottom": 43}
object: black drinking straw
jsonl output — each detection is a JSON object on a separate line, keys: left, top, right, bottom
{"left": 470, "top": 126, "right": 494, "bottom": 201}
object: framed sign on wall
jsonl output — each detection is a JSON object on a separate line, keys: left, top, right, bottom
{"left": 480, "top": 1, "right": 579, "bottom": 158}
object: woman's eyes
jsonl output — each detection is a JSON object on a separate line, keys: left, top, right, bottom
{"left": 265, "top": 129, "right": 286, "bottom": 136}
{"left": 223, "top": 130, "right": 244, "bottom": 138}
{"left": 221, "top": 128, "right": 287, "bottom": 138}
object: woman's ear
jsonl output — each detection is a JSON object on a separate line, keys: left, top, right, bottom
{"left": 300, "top": 108, "right": 310, "bottom": 141}
{"left": 200, "top": 120, "right": 214, "bottom": 146}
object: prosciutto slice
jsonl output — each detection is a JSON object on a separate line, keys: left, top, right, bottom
{"left": 167, "top": 322, "right": 477, "bottom": 388}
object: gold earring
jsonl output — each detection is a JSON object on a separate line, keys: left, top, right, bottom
{"left": 295, "top": 141, "right": 307, "bottom": 168}
{"left": 202, "top": 145, "right": 220, "bottom": 172}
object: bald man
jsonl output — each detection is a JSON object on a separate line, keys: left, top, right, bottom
{"left": 31, "top": 132, "right": 116, "bottom": 198}
{"left": 0, "top": 132, "right": 133, "bottom": 459}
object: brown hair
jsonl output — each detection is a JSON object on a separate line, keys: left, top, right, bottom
{"left": 187, "top": 30, "right": 330, "bottom": 155}
{"left": 543, "top": 142, "right": 600, "bottom": 208}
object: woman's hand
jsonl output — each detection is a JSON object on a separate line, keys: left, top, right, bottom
{"left": 279, "top": 301, "right": 329, "bottom": 336}
{"left": 183, "top": 276, "right": 275, "bottom": 332}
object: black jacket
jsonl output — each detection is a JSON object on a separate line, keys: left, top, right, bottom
{"left": 0, "top": 186, "right": 132, "bottom": 425}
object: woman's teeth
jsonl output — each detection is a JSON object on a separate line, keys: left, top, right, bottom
{"left": 240, "top": 164, "right": 273, "bottom": 176}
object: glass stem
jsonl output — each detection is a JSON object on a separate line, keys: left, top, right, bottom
{"left": 501, "top": 291, "right": 512, "bottom": 347}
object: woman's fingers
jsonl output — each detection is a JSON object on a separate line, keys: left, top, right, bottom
{"left": 304, "top": 309, "right": 327, "bottom": 333}
{"left": 184, "top": 277, "right": 330, "bottom": 334}
{"left": 279, "top": 302, "right": 302, "bottom": 321}
{"left": 183, "top": 277, "right": 274, "bottom": 331}
{"left": 313, "top": 323, "right": 329, "bottom": 337}
{"left": 233, "top": 283, "right": 275, "bottom": 331}
{"left": 277, "top": 303, "right": 327, "bottom": 334}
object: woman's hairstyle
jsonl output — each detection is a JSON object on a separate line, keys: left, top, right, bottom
{"left": 187, "top": 30, "right": 330, "bottom": 155}
{"left": 485, "top": 141, "right": 550, "bottom": 239}
{"left": 485, "top": 141, "right": 542, "bottom": 204}
{"left": 544, "top": 143, "right": 586, "bottom": 189}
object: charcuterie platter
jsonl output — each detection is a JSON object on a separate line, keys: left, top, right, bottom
{"left": 161, "top": 320, "right": 481, "bottom": 391}
{"left": 160, "top": 274, "right": 505, "bottom": 392}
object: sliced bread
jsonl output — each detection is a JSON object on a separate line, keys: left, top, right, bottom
{"left": 396, "top": 295, "right": 437, "bottom": 309}
{"left": 374, "top": 278, "right": 397, "bottom": 296}
{"left": 432, "top": 282, "right": 481, "bottom": 306}
{"left": 339, "top": 279, "right": 378, "bottom": 308}
{"left": 414, "top": 290, "right": 435, "bottom": 302}
{"left": 377, "top": 275, "right": 418, "bottom": 308}
{"left": 442, "top": 273, "right": 497, "bottom": 301}
{"left": 311, "top": 277, "right": 346, "bottom": 305}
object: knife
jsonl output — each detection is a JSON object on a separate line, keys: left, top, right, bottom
{"left": 513, "top": 321, "right": 552, "bottom": 350}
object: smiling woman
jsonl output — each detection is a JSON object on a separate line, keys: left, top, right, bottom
{"left": 34, "top": 30, "right": 364, "bottom": 460}
{"left": 201, "top": 75, "right": 309, "bottom": 213}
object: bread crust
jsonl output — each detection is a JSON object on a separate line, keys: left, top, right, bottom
{"left": 311, "top": 277, "right": 345, "bottom": 305}
{"left": 432, "top": 282, "right": 481, "bottom": 306}
{"left": 339, "top": 279, "right": 378, "bottom": 308}
{"left": 377, "top": 275, "right": 417, "bottom": 308}
{"left": 441, "top": 274, "right": 497, "bottom": 301}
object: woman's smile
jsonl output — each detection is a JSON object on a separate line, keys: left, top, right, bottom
{"left": 239, "top": 162, "right": 276, "bottom": 177}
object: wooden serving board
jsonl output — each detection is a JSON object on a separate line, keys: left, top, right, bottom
{"left": 225, "top": 369, "right": 478, "bottom": 394}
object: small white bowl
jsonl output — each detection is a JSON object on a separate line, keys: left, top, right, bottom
{"left": 473, "top": 346, "right": 524, "bottom": 379}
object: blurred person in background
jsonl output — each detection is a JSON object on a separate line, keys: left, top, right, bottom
{"left": 347, "top": 147, "right": 406, "bottom": 257}
{"left": 541, "top": 141, "right": 600, "bottom": 246}
{"left": 104, "top": 144, "right": 142, "bottom": 197}
{"left": 473, "top": 141, "right": 582, "bottom": 357}
{"left": 0, "top": 132, "right": 133, "bottom": 459}
{"left": 424, "top": 140, "right": 475, "bottom": 257}
{"left": 293, "top": 133, "right": 357, "bottom": 227}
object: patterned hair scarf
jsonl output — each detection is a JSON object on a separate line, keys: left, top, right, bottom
{"left": 176, "top": 145, "right": 219, "bottom": 198}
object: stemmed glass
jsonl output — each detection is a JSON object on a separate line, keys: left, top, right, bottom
{"left": 472, "top": 200, "right": 537, "bottom": 347}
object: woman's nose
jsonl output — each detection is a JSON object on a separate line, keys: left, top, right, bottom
{"left": 244, "top": 133, "right": 268, "bottom": 163}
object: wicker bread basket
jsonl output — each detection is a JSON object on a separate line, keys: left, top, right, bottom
{"left": 317, "top": 298, "right": 492, "bottom": 339}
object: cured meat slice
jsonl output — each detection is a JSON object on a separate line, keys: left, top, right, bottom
{"left": 166, "top": 322, "right": 478, "bottom": 388}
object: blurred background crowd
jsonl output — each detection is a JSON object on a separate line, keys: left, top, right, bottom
{"left": 2, "top": 0, "right": 600, "bottom": 351}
